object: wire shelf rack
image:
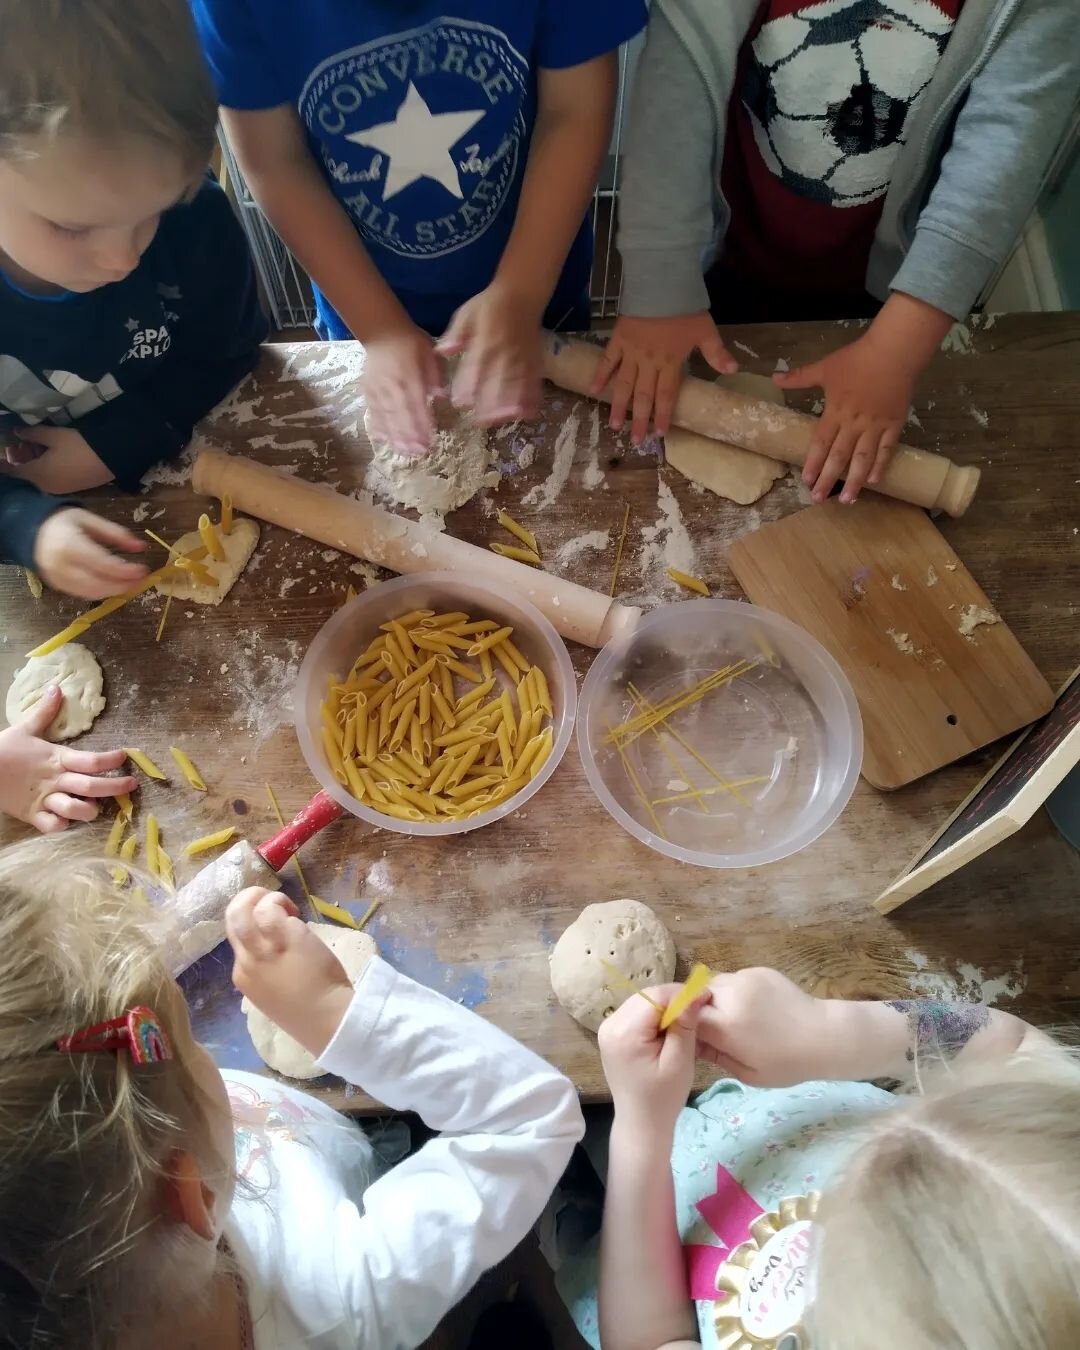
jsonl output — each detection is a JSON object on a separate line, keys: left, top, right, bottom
{"left": 218, "top": 44, "right": 633, "bottom": 332}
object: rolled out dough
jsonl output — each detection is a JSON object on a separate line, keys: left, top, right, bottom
{"left": 664, "top": 371, "right": 786, "bottom": 506}
{"left": 5, "top": 642, "right": 106, "bottom": 740}
{"left": 157, "top": 516, "right": 260, "bottom": 604}
{"left": 244, "top": 925, "right": 377, "bottom": 1080}
{"left": 550, "top": 899, "right": 676, "bottom": 1032}
{"left": 364, "top": 400, "right": 495, "bottom": 517}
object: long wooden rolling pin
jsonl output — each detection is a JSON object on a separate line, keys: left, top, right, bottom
{"left": 542, "top": 334, "right": 980, "bottom": 517}
{"left": 193, "top": 447, "right": 640, "bottom": 648}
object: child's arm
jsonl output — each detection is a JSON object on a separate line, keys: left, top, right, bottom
{"left": 598, "top": 989, "right": 706, "bottom": 1350}
{"left": 777, "top": 1, "right": 1080, "bottom": 502}
{"left": 221, "top": 105, "right": 443, "bottom": 458}
{"left": 695, "top": 967, "right": 1040, "bottom": 1087}
{"left": 597, "top": 9, "right": 740, "bottom": 444}
{"left": 0, "top": 479, "right": 147, "bottom": 598}
{"left": 227, "top": 889, "right": 584, "bottom": 1348}
{"left": 6, "top": 182, "right": 266, "bottom": 495}
{"left": 0, "top": 685, "right": 138, "bottom": 832}
{"left": 439, "top": 54, "right": 619, "bottom": 426}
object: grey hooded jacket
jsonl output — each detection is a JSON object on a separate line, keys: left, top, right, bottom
{"left": 617, "top": 0, "right": 1080, "bottom": 320}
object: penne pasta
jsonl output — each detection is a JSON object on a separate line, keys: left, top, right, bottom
{"left": 421, "top": 610, "right": 469, "bottom": 629}
{"left": 497, "top": 509, "right": 540, "bottom": 556}
{"left": 466, "top": 626, "right": 514, "bottom": 657}
{"left": 126, "top": 747, "right": 167, "bottom": 782}
{"left": 169, "top": 747, "right": 207, "bottom": 792}
{"left": 184, "top": 827, "right": 237, "bottom": 858}
{"left": 489, "top": 542, "right": 541, "bottom": 566}
{"left": 532, "top": 665, "right": 553, "bottom": 716}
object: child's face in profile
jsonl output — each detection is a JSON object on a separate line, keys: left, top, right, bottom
{"left": 0, "top": 133, "right": 197, "bottom": 296}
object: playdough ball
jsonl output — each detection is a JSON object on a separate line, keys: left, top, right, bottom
{"left": 243, "top": 925, "right": 377, "bottom": 1080}
{"left": 5, "top": 643, "right": 106, "bottom": 741}
{"left": 550, "top": 900, "right": 676, "bottom": 1032}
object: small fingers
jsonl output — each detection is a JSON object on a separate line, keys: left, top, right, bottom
{"left": 41, "top": 792, "right": 99, "bottom": 823}
{"left": 630, "top": 365, "right": 659, "bottom": 444}
{"left": 30, "top": 810, "right": 66, "bottom": 835}
{"left": 591, "top": 342, "right": 623, "bottom": 395}
{"left": 839, "top": 428, "right": 880, "bottom": 504}
{"left": 59, "top": 746, "right": 130, "bottom": 775}
{"left": 774, "top": 361, "right": 823, "bottom": 393}
{"left": 802, "top": 418, "right": 838, "bottom": 488}
{"left": 654, "top": 366, "right": 681, "bottom": 437}
{"left": 22, "top": 685, "right": 63, "bottom": 735}
{"left": 869, "top": 425, "right": 900, "bottom": 485}
{"left": 53, "top": 772, "right": 139, "bottom": 800}
{"left": 813, "top": 425, "right": 859, "bottom": 503}
{"left": 607, "top": 356, "right": 639, "bottom": 433}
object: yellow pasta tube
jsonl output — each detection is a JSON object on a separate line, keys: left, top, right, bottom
{"left": 418, "top": 682, "right": 432, "bottom": 727}
{"left": 438, "top": 662, "right": 456, "bottom": 706}
{"left": 467, "top": 626, "right": 514, "bottom": 657}
{"left": 390, "top": 620, "right": 418, "bottom": 666}
{"left": 443, "top": 656, "right": 483, "bottom": 684}
{"left": 479, "top": 648, "right": 494, "bottom": 681}
{"left": 496, "top": 722, "right": 513, "bottom": 773}
{"left": 380, "top": 609, "right": 435, "bottom": 631}
{"left": 528, "top": 729, "right": 555, "bottom": 779}
{"left": 343, "top": 756, "right": 367, "bottom": 801}
{"left": 456, "top": 677, "right": 496, "bottom": 713}
{"left": 431, "top": 686, "right": 456, "bottom": 729}
{"left": 25, "top": 568, "right": 43, "bottom": 599}
{"left": 667, "top": 567, "right": 710, "bottom": 597}
{"left": 365, "top": 680, "right": 396, "bottom": 712}
{"left": 421, "top": 611, "right": 469, "bottom": 629}
{"left": 501, "top": 636, "right": 531, "bottom": 671}
{"left": 380, "top": 647, "right": 409, "bottom": 683}
{"left": 496, "top": 690, "right": 515, "bottom": 742}
{"left": 511, "top": 732, "right": 547, "bottom": 779}
{"left": 364, "top": 719, "right": 379, "bottom": 764}
{"left": 126, "top": 748, "right": 167, "bottom": 781}
{"left": 395, "top": 655, "right": 438, "bottom": 698}
{"left": 198, "top": 514, "right": 226, "bottom": 562}
{"left": 448, "top": 619, "right": 499, "bottom": 637}
{"left": 447, "top": 774, "right": 503, "bottom": 800}
{"left": 446, "top": 743, "right": 483, "bottom": 787}
{"left": 378, "top": 696, "right": 393, "bottom": 747}
{"left": 489, "top": 542, "right": 541, "bottom": 566}
{"left": 434, "top": 723, "right": 495, "bottom": 749}
{"left": 517, "top": 673, "right": 535, "bottom": 719}
{"left": 184, "top": 827, "right": 237, "bottom": 858}
{"left": 157, "top": 846, "right": 176, "bottom": 892}
{"left": 342, "top": 713, "right": 358, "bottom": 760}
{"left": 320, "top": 703, "right": 345, "bottom": 751}
{"left": 169, "top": 746, "right": 207, "bottom": 792}
{"left": 104, "top": 814, "right": 127, "bottom": 858}
{"left": 409, "top": 716, "right": 424, "bottom": 763}
{"left": 532, "top": 664, "right": 553, "bottom": 716}
{"left": 492, "top": 644, "right": 521, "bottom": 682}
{"left": 322, "top": 727, "right": 348, "bottom": 785}
{"left": 116, "top": 792, "right": 134, "bottom": 823}
{"left": 429, "top": 758, "right": 459, "bottom": 796}
{"left": 389, "top": 700, "right": 417, "bottom": 752}
{"left": 120, "top": 833, "right": 139, "bottom": 862}
{"left": 145, "top": 814, "right": 161, "bottom": 875}
{"left": 220, "top": 495, "right": 234, "bottom": 534}
{"left": 359, "top": 770, "right": 388, "bottom": 804}
{"left": 497, "top": 510, "right": 540, "bottom": 556}
{"left": 377, "top": 800, "right": 426, "bottom": 823}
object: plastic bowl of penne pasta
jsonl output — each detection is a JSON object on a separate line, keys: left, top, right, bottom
{"left": 295, "top": 572, "right": 577, "bottom": 834}
{"left": 576, "top": 600, "right": 862, "bottom": 868}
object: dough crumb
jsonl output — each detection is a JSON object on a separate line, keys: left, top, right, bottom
{"left": 926, "top": 565, "right": 939, "bottom": 587}
{"left": 666, "top": 779, "right": 690, "bottom": 793}
{"left": 958, "top": 604, "right": 1000, "bottom": 639}
{"left": 886, "top": 628, "right": 916, "bottom": 656}
{"left": 890, "top": 574, "right": 907, "bottom": 591}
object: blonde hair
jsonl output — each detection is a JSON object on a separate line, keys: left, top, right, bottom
{"left": 812, "top": 1045, "right": 1080, "bottom": 1350}
{"left": 0, "top": 836, "right": 232, "bottom": 1349}
{"left": 0, "top": 0, "right": 217, "bottom": 166}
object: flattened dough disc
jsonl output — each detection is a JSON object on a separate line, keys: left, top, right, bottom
{"left": 665, "top": 372, "right": 786, "bottom": 506}
{"left": 5, "top": 643, "right": 106, "bottom": 741}
{"left": 157, "top": 517, "right": 260, "bottom": 605}
{"left": 243, "top": 926, "right": 377, "bottom": 1080}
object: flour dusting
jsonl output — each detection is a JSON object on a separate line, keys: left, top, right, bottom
{"left": 523, "top": 404, "right": 580, "bottom": 510}
{"left": 905, "top": 949, "right": 1025, "bottom": 1003}
{"left": 638, "top": 477, "right": 695, "bottom": 586}
{"left": 229, "top": 635, "right": 301, "bottom": 743}
{"left": 582, "top": 405, "right": 604, "bottom": 490}
{"left": 556, "top": 529, "right": 610, "bottom": 565}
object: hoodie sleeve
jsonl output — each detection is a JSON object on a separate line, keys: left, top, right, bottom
{"left": 0, "top": 477, "right": 75, "bottom": 569}
{"left": 890, "top": 0, "right": 1080, "bottom": 318}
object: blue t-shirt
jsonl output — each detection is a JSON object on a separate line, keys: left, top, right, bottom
{"left": 192, "top": 1, "right": 646, "bottom": 337}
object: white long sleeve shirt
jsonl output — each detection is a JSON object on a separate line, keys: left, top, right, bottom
{"left": 223, "top": 956, "right": 584, "bottom": 1349}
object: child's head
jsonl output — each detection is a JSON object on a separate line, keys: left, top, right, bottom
{"left": 0, "top": 836, "right": 234, "bottom": 1349}
{"left": 0, "top": 0, "right": 217, "bottom": 293}
{"left": 812, "top": 1045, "right": 1080, "bottom": 1349}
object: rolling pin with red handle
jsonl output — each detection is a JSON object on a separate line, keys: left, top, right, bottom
{"left": 164, "top": 790, "right": 344, "bottom": 976}
{"left": 542, "top": 334, "right": 981, "bottom": 517}
{"left": 193, "top": 447, "right": 641, "bottom": 648}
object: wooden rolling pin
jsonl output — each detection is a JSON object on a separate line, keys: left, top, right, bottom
{"left": 193, "top": 447, "right": 641, "bottom": 648}
{"left": 542, "top": 334, "right": 980, "bottom": 517}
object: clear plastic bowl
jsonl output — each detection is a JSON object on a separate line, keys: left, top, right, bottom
{"left": 576, "top": 599, "right": 862, "bottom": 868}
{"left": 296, "top": 572, "right": 577, "bottom": 835}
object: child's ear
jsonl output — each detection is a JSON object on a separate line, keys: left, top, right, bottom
{"left": 160, "top": 1150, "right": 217, "bottom": 1240}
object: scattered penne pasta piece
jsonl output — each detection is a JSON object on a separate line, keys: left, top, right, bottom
{"left": 497, "top": 510, "right": 540, "bottom": 556}
{"left": 490, "top": 542, "right": 541, "bottom": 567}
{"left": 667, "top": 567, "right": 710, "bottom": 597}
{"left": 184, "top": 827, "right": 237, "bottom": 858}
{"left": 126, "top": 748, "right": 167, "bottom": 782}
{"left": 169, "top": 746, "right": 207, "bottom": 792}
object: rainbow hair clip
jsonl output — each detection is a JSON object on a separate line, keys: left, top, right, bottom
{"left": 58, "top": 1006, "right": 172, "bottom": 1065}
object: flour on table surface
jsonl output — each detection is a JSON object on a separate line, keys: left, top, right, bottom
{"left": 229, "top": 634, "right": 301, "bottom": 744}
{"left": 523, "top": 404, "right": 580, "bottom": 510}
{"left": 248, "top": 436, "right": 320, "bottom": 456}
{"left": 905, "top": 948, "right": 1024, "bottom": 1003}
{"left": 958, "top": 604, "right": 1000, "bottom": 639}
{"left": 637, "top": 477, "right": 695, "bottom": 592}
{"left": 582, "top": 406, "right": 604, "bottom": 490}
{"left": 364, "top": 403, "right": 496, "bottom": 524}
{"left": 926, "top": 565, "right": 938, "bottom": 587}
{"left": 556, "top": 530, "right": 610, "bottom": 565}
{"left": 890, "top": 574, "right": 907, "bottom": 591}
{"left": 941, "top": 322, "right": 973, "bottom": 355}
{"left": 278, "top": 344, "right": 364, "bottom": 389}
{"left": 967, "top": 405, "right": 989, "bottom": 428}
{"left": 140, "top": 442, "right": 195, "bottom": 490}
{"left": 732, "top": 340, "right": 759, "bottom": 359}
{"left": 886, "top": 628, "right": 916, "bottom": 656}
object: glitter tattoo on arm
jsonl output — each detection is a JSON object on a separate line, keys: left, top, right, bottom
{"left": 886, "top": 1000, "right": 991, "bottom": 1063}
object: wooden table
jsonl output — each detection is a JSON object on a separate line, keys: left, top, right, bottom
{"left": 2, "top": 315, "right": 1078, "bottom": 1108}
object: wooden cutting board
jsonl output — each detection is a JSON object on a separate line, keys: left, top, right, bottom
{"left": 728, "top": 500, "right": 1054, "bottom": 790}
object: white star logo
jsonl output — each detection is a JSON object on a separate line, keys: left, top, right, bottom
{"left": 346, "top": 82, "right": 485, "bottom": 202}
{"left": 125, "top": 318, "right": 139, "bottom": 331}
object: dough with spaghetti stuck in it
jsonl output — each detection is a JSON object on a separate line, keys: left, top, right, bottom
{"left": 550, "top": 900, "right": 676, "bottom": 1032}
{"left": 665, "top": 372, "right": 787, "bottom": 505}
{"left": 5, "top": 643, "right": 106, "bottom": 741}
{"left": 156, "top": 517, "right": 260, "bottom": 605}
{"left": 243, "top": 926, "right": 377, "bottom": 1080}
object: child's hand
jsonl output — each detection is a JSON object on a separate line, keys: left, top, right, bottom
{"left": 226, "top": 887, "right": 356, "bottom": 1057}
{"left": 592, "top": 313, "right": 739, "bottom": 443}
{"left": 775, "top": 333, "right": 916, "bottom": 504}
{"left": 35, "top": 509, "right": 149, "bottom": 599}
{"left": 438, "top": 283, "right": 543, "bottom": 426}
{"left": 695, "top": 968, "right": 832, "bottom": 1087}
{"left": 7, "top": 427, "right": 114, "bottom": 493}
{"left": 598, "top": 986, "right": 709, "bottom": 1135}
{"left": 0, "top": 685, "right": 138, "bottom": 833}
{"left": 361, "top": 323, "right": 445, "bottom": 458}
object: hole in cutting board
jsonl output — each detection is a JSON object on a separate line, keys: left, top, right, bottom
{"left": 946, "top": 714, "right": 958, "bottom": 725}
